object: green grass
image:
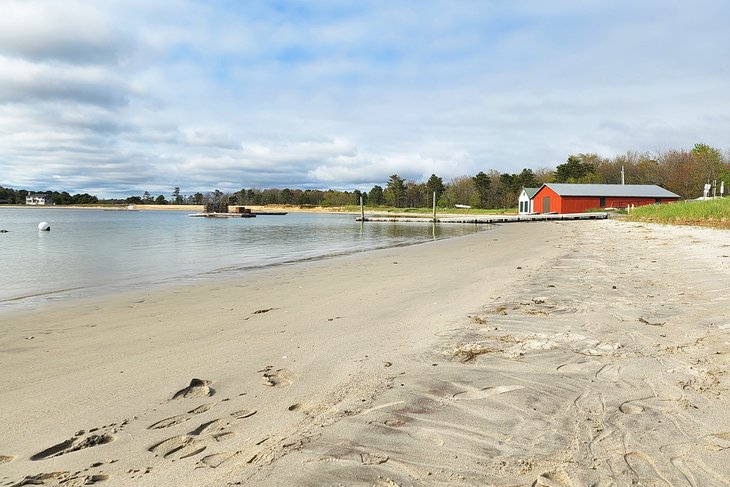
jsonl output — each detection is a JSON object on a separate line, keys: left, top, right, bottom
{"left": 626, "top": 198, "right": 730, "bottom": 228}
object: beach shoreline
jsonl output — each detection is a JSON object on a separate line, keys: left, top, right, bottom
{"left": 1, "top": 220, "right": 729, "bottom": 486}
{"left": 2, "top": 207, "right": 489, "bottom": 315}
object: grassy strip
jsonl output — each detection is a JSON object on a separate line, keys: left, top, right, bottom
{"left": 626, "top": 198, "right": 730, "bottom": 228}
{"left": 336, "top": 205, "right": 515, "bottom": 215}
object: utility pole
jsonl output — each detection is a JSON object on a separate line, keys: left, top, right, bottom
{"left": 621, "top": 166, "right": 625, "bottom": 185}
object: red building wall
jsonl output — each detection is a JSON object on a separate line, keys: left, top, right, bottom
{"left": 532, "top": 186, "right": 562, "bottom": 214}
{"left": 560, "top": 196, "right": 601, "bottom": 213}
{"left": 600, "top": 197, "right": 675, "bottom": 209}
{"left": 532, "top": 186, "right": 678, "bottom": 214}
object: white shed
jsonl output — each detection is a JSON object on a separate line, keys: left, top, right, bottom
{"left": 518, "top": 187, "right": 538, "bottom": 214}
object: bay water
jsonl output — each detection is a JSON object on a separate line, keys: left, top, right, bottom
{"left": 0, "top": 208, "right": 485, "bottom": 312}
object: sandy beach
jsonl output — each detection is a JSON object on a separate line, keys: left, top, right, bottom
{"left": 1, "top": 219, "right": 729, "bottom": 486}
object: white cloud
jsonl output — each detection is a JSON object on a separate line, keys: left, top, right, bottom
{"left": 0, "top": 0, "right": 126, "bottom": 64}
{"left": 1, "top": 0, "right": 729, "bottom": 197}
{"left": 0, "top": 56, "right": 130, "bottom": 106}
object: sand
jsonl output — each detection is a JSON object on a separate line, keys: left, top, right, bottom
{"left": 1, "top": 219, "right": 729, "bottom": 486}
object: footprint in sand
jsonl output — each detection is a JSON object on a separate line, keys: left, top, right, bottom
{"left": 670, "top": 455, "right": 725, "bottom": 485}
{"left": 148, "top": 414, "right": 191, "bottom": 430}
{"left": 624, "top": 451, "right": 671, "bottom": 485}
{"left": 619, "top": 401, "right": 644, "bottom": 414}
{"left": 260, "top": 366, "right": 294, "bottom": 387}
{"left": 189, "top": 419, "right": 228, "bottom": 436}
{"left": 190, "top": 410, "right": 257, "bottom": 435}
{"left": 555, "top": 360, "right": 601, "bottom": 374}
{"left": 148, "top": 403, "right": 216, "bottom": 430}
{"left": 231, "top": 409, "right": 257, "bottom": 419}
{"left": 706, "top": 432, "right": 730, "bottom": 450}
{"left": 30, "top": 433, "right": 115, "bottom": 461}
{"left": 360, "top": 452, "right": 389, "bottom": 465}
{"left": 533, "top": 470, "right": 572, "bottom": 487}
{"left": 172, "top": 379, "right": 215, "bottom": 399}
{"left": 150, "top": 413, "right": 252, "bottom": 462}
{"left": 212, "top": 432, "right": 235, "bottom": 442}
{"left": 197, "top": 451, "right": 239, "bottom": 469}
{"left": 149, "top": 435, "right": 206, "bottom": 460}
{"left": 0, "top": 455, "right": 14, "bottom": 464}
{"left": 10, "top": 471, "right": 109, "bottom": 486}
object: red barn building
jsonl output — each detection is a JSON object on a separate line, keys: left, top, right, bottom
{"left": 532, "top": 183, "right": 680, "bottom": 214}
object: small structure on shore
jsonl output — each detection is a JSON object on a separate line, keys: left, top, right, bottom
{"left": 230, "top": 206, "right": 288, "bottom": 216}
{"left": 191, "top": 205, "right": 255, "bottom": 218}
{"left": 518, "top": 187, "right": 538, "bottom": 214}
{"left": 204, "top": 201, "right": 229, "bottom": 214}
{"left": 230, "top": 206, "right": 253, "bottom": 215}
{"left": 26, "top": 193, "right": 53, "bottom": 205}
{"left": 532, "top": 183, "right": 680, "bottom": 214}
{"left": 189, "top": 206, "right": 288, "bottom": 218}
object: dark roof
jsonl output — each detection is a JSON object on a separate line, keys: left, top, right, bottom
{"left": 522, "top": 187, "right": 539, "bottom": 198}
{"left": 542, "top": 183, "right": 680, "bottom": 198}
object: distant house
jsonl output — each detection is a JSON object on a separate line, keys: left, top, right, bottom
{"left": 26, "top": 193, "right": 53, "bottom": 205}
{"left": 532, "top": 183, "right": 680, "bottom": 214}
{"left": 518, "top": 187, "right": 538, "bottom": 214}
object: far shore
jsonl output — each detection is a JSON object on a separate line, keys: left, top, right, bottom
{"left": 0, "top": 203, "right": 518, "bottom": 217}
{"left": 0, "top": 203, "right": 354, "bottom": 213}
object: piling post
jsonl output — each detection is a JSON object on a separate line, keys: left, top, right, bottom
{"left": 360, "top": 196, "right": 365, "bottom": 221}
{"left": 432, "top": 192, "right": 437, "bottom": 222}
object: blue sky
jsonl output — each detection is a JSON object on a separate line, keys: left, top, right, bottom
{"left": 1, "top": 0, "right": 729, "bottom": 198}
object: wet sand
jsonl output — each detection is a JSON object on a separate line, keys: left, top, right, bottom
{"left": 1, "top": 220, "right": 729, "bottom": 486}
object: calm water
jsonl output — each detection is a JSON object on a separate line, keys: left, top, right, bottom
{"left": 0, "top": 208, "right": 486, "bottom": 311}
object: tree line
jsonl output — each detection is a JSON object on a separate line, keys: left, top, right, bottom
{"left": 150, "top": 143, "right": 728, "bottom": 209}
{"left": 0, "top": 187, "right": 98, "bottom": 205}
{"left": 3, "top": 143, "right": 727, "bottom": 209}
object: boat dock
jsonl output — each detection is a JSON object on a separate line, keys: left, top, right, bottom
{"left": 188, "top": 206, "right": 288, "bottom": 218}
{"left": 189, "top": 212, "right": 256, "bottom": 218}
{"left": 356, "top": 212, "right": 608, "bottom": 224}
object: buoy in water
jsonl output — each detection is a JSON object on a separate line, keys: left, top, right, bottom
{"left": 38, "top": 222, "right": 50, "bottom": 231}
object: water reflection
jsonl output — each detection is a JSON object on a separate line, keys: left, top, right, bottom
{"left": 0, "top": 208, "right": 487, "bottom": 310}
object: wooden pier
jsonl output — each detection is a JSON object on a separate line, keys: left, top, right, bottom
{"left": 356, "top": 212, "right": 608, "bottom": 224}
{"left": 189, "top": 212, "right": 256, "bottom": 218}
{"left": 188, "top": 206, "right": 288, "bottom": 218}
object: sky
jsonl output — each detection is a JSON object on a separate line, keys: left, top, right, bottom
{"left": 1, "top": 0, "right": 729, "bottom": 198}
